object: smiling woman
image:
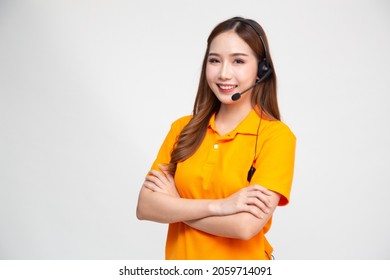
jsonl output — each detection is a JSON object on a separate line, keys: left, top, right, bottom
{"left": 206, "top": 31, "right": 259, "bottom": 113}
{"left": 136, "top": 16, "right": 296, "bottom": 260}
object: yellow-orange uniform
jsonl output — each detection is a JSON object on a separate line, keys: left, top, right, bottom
{"left": 151, "top": 109, "right": 296, "bottom": 259}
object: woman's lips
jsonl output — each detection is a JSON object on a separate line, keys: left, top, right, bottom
{"left": 217, "top": 84, "right": 238, "bottom": 93}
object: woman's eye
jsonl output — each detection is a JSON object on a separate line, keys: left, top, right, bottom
{"left": 234, "top": 59, "right": 245, "bottom": 64}
{"left": 208, "top": 58, "right": 220, "bottom": 63}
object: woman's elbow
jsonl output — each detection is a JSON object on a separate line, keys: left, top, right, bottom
{"left": 136, "top": 196, "right": 149, "bottom": 221}
{"left": 237, "top": 227, "right": 258, "bottom": 240}
{"left": 136, "top": 206, "right": 145, "bottom": 220}
{"left": 136, "top": 189, "right": 150, "bottom": 221}
{"left": 136, "top": 200, "right": 152, "bottom": 221}
{"left": 235, "top": 215, "right": 264, "bottom": 240}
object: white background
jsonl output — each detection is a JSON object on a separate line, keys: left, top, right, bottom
{"left": 0, "top": 0, "right": 389, "bottom": 259}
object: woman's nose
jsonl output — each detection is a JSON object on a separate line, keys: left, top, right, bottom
{"left": 219, "top": 63, "right": 232, "bottom": 80}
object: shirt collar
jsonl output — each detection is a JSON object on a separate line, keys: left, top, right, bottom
{"left": 209, "top": 108, "right": 261, "bottom": 136}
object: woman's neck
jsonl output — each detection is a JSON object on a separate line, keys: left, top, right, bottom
{"left": 215, "top": 103, "right": 252, "bottom": 135}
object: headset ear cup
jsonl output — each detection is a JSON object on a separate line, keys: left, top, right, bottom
{"left": 257, "top": 59, "right": 272, "bottom": 81}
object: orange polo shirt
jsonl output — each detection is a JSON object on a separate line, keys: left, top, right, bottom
{"left": 150, "top": 108, "right": 296, "bottom": 259}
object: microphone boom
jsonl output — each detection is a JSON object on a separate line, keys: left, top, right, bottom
{"left": 231, "top": 79, "right": 261, "bottom": 101}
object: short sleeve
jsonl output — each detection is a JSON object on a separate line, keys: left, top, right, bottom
{"left": 150, "top": 116, "right": 192, "bottom": 171}
{"left": 252, "top": 122, "right": 296, "bottom": 206}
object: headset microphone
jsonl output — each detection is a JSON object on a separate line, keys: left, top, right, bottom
{"left": 231, "top": 80, "right": 260, "bottom": 101}
{"left": 230, "top": 68, "right": 271, "bottom": 101}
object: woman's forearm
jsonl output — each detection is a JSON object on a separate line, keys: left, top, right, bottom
{"left": 136, "top": 188, "right": 218, "bottom": 224}
{"left": 137, "top": 169, "right": 278, "bottom": 229}
{"left": 185, "top": 192, "right": 281, "bottom": 240}
{"left": 184, "top": 213, "right": 267, "bottom": 240}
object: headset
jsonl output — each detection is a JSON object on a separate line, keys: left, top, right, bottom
{"left": 229, "top": 17, "right": 272, "bottom": 182}
{"left": 230, "top": 17, "right": 273, "bottom": 101}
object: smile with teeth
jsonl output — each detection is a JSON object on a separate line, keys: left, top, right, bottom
{"left": 218, "top": 84, "right": 237, "bottom": 90}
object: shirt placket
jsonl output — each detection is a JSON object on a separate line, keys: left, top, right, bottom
{"left": 201, "top": 132, "right": 236, "bottom": 191}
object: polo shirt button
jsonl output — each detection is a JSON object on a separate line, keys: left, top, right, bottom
{"left": 213, "top": 144, "right": 219, "bottom": 150}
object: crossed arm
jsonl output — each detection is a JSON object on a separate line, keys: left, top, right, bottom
{"left": 136, "top": 166, "right": 281, "bottom": 240}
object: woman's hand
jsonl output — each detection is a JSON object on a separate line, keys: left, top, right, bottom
{"left": 212, "top": 185, "right": 273, "bottom": 219}
{"left": 142, "top": 165, "right": 180, "bottom": 198}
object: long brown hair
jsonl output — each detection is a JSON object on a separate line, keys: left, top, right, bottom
{"left": 168, "top": 17, "right": 280, "bottom": 174}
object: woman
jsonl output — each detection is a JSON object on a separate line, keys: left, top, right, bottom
{"left": 136, "top": 17, "right": 296, "bottom": 260}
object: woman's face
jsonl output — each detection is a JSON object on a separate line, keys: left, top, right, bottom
{"left": 206, "top": 31, "right": 258, "bottom": 105}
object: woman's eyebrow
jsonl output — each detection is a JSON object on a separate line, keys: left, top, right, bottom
{"left": 208, "top": 52, "right": 249, "bottom": 57}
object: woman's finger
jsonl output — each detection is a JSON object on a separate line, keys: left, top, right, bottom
{"left": 143, "top": 180, "right": 161, "bottom": 192}
{"left": 246, "top": 190, "right": 272, "bottom": 208}
{"left": 246, "top": 197, "right": 270, "bottom": 214}
{"left": 158, "top": 164, "right": 175, "bottom": 185}
{"left": 148, "top": 169, "right": 169, "bottom": 185}
{"left": 250, "top": 184, "right": 273, "bottom": 196}
{"left": 145, "top": 173, "right": 166, "bottom": 189}
{"left": 244, "top": 205, "right": 264, "bottom": 219}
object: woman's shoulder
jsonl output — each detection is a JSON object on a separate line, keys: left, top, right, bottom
{"left": 262, "top": 119, "right": 296, "bottom": 141}
{"left": 170, "top": 115, "right": 192, "bottom": 132}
